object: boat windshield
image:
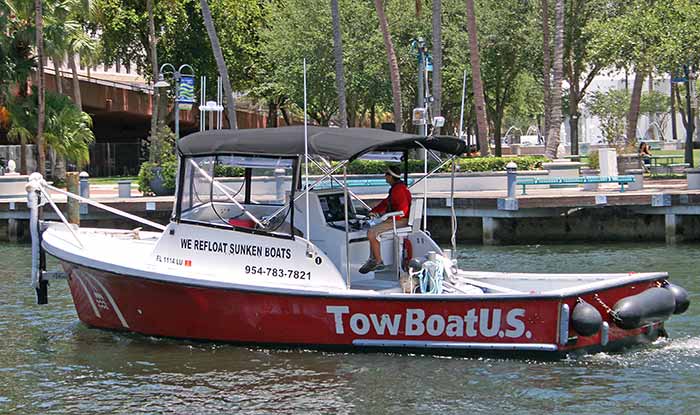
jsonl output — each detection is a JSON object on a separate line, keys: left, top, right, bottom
{"left": 179, "top": 155, "right": 297, "bottom": 234}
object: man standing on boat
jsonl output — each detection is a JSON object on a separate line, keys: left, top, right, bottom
{"left": 359, "top": 166, "right": 412, "bottom": 274}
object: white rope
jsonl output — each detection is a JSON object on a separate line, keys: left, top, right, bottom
{"left": 44, "top": 183, "right": 166, "bottom": 231}
{"left": 38, "top": 187, "right": 85, "bottom": 249}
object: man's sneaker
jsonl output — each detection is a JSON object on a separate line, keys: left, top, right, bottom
{"left": 373, "top": 262, "right": 387, "bottom": 272}
{"left": 359, "top": 258, "right": 379, "bottom": 274}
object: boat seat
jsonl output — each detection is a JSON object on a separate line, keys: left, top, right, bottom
{"left": 378, "top": 198, "right": 423, "bottom": 240}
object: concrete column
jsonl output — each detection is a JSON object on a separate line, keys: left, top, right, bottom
{"left": 482, "top": 216, "right": 497, "bottom": 245}
{"left": 79, "top": 171, "right": 89, "bottom": 215}
{"left": 687, "top": 168, "right": 700, "bottom": 190}
{"left": 8, "top": 218, "right": 19, "bottom": 242}
{"left": 626, "top": 169, "right": 644, "bottom": 191}
{"left": 665, "top": 213, "right": 680, "bottom": 244}
{"left": 506, "top": 161, "right": 517, "bottom": 198}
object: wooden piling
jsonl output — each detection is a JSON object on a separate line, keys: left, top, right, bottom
{"left": 66, "top": 172, "right": 80, "bottom": 225}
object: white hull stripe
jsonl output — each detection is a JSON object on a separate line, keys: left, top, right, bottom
{"left": 85, "top": 274, "right": 130, "bottom": 329}
{"left": 73, "top": 273, "right": 102, "bottom": 319}
{"left": 352, "top": 339, "right": 558, "bottom": 352}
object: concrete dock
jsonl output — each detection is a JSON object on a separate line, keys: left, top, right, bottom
{"left": 3, "top": 180, "right": 700, "bottom": 245}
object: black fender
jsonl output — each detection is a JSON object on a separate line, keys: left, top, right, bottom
{"left": 572, "top": 300, "right": 603, "bottom": 336}
{"left": 664, "top": 283, "right": 690, "bottom": 315}
{"left": 612, "top": 287, "right": 676, "bottom": 330}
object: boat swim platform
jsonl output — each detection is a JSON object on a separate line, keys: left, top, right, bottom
{"left": 2, "top": 179, "right": 700, "bottom": 245}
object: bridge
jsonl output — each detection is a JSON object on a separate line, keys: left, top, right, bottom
{"left": 1, "top": 59, "right": 281, "bottom": 176}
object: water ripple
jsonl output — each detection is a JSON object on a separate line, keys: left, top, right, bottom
{"left": 1, "top": 242, "right": 699, "bottom": 414}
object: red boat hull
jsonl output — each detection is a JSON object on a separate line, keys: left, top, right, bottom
{"left": 62, "top": 261, "right": 664, "bottom": 356}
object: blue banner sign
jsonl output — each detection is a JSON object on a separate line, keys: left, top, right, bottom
{"left": 177, "top": 75, "right": 196, "bottom": 104}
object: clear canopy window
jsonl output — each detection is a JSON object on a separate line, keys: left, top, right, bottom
{"left": 179, "top": 155, "right": 296, "bottom": 233}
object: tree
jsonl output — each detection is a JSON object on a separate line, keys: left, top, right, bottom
{"left": 465, "top": 0, "right": 488, "bottom": 155}
{"left": 431, "top": 0, "right": 442, "bottom": 134}
{"left": 199, "top": 0, "right": 237, "bottom": 129}
{"left": 587, "top": 1, "right": 700, "bottom": 149}
{"left": 541, "top": 0, "right": 551, "bottom": 145}
{"left": 43, "top": 92, "right": 95, "bottom": 167}
{"left": 7, "top": 89, "right": 94, "bottom": 168}
{"left": 585, "top": 89, "right": 629, "bottom": 146}
{"left": 374, "top": 0, "right": 402, "bottom": 131}
{"left": 147, "top": 0, "right": 159, "bottom": 146}
{"left": 330, "top": 0, "right": 348, "bottom": 127}
{"left": 259, "top": 0, "right": 339, "bottom": 125}
{"left": 3, "top": 0, "right": 37, "bottom": 174}
{"left": 544, "top": 0, "right": 563, "bottom": 159}
{"left": 562, "top": 0, "right": 611, "bottom": 156}
{"left": 35, "top": 0, "right": 46, "bottom": 176}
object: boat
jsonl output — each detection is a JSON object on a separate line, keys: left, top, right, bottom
{"left": 27, "top": 126, "right": 690, "bottom": 358}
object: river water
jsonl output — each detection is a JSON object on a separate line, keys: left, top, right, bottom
{"left": 1, "top": 242, "right": 698, "bottom": 414}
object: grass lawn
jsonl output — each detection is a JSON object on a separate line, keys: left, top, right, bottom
{"left": 89, "top": 176, "right": 138, "bottom": 185}
{"left": 652, "top": 149, "right": 700, "bottom": 168}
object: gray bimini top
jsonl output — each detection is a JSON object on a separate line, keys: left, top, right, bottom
{"left": 177, "top": 126, "right": 467, "bottom": 161}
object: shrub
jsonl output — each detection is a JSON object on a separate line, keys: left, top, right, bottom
{"left": 586, "top": 149, "right": 600, "bottom": 170}
{"left": 138, "top": 126, "right": 177, "bottom": 195}
{"left": 138, "top": 151, "right": 546, "bottom": 195}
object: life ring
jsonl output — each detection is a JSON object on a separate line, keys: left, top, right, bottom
{"left": 402, "top": 238, "right": 413, "bottom": 271}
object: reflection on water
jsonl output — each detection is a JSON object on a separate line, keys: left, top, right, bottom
{"left": 0, "top": 242, "right": 698, "bottom": 414}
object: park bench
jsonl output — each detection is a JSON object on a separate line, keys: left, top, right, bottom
{"left": 652, "top": 162, "right": 690, "bottom": 176}
{"left": 515, "top": 175, "right": 635, "bottom": 195}
{"left": 315, "top": 177, "right": 414, "bottom": 190}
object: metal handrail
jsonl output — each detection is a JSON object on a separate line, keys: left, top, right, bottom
{"left": 26, "top": 174, "right": 167, "bottom": 233}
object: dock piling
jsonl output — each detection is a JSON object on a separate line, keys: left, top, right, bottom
{"left": 66, "top": 172, "right": 80, "bottom": 225}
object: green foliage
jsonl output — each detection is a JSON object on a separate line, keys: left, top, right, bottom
{"left": 308, "top": 156, "right": 546, "bottom": 176}
{"left": 503, "top": 72, "right": 544, "bottom": 132}
{"left": 585, "top": 89, "right": 629, "bottom": 144}
{"left": 586, "top": 1, "right": 700, "bottom": 73}
{"left": 137, "top": 126, "right": 177, "bottom": 195}
{"left": 95, "top": 0, "right": 264, "bottom": 94}
{"left": 43, "top": 93, "right": 95, "bottom": 167}
{"left": 586, "top": 149, "right": 600, "bottom": 170}
{"left": 640, "top": 90, "right": 670, "bottom": 115}
{"left": 6, "top": 88, "right": 94, "bottom": 165}
{"left": 260, "top": 0, "right": 386, "bottom": 125}
{"left": 214, "top": 163, "right": 245, "bottom": 177}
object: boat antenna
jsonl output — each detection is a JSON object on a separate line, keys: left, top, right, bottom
{"left": 458, "top": 69, "right": 467, "bottom": 142}
{"left": 303, "top": 58, "right": 312, "bottom": 256}
{"left": 451, "top": 69, "right": 467, "bottom": 252}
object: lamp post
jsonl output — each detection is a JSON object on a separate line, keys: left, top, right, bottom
{"left": 683, "top": 64, "right": 695, "bottom": 166}
{"left": 155, "top": 63, "right": 196, "bottom": 140}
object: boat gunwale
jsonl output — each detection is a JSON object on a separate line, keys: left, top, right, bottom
{"left": 44, "top": 236, "right": 669, "bottom": 303}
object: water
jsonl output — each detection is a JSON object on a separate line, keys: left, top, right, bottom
{"left": 1, "top": 242, "right": 699, "bottom": 414}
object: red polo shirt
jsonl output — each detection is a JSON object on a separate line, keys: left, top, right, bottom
{"left": 370, "top": 181, "right": 412, "bottom": 219}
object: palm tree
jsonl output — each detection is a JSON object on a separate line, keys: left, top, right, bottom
{"left": 4, "top": 0, "right": 35, "bottom": 174}
{"left": 541, "top": 0, "right": 551, "bottom": 146}
{"left": 374, "top": 0, "right": 402, "bottom": 132}
{"left": 465, "top": 0, "right": 488, "bottom": 156}
{"left": 147, "top": 0, "right": 159, "bottom": 146}
{"left": 35, "top": 0, "right": 46, "bottom": 176}
{"left": 431, "top": 0, "right": 442, "bottom": 134}
{"left": 44, "top": 92, "right": 95, "bottom": 168}
{"left": 545, "top": 0, "right": 564, "bottom": 159}
{"left": 626, "top": 70, "right": 645, "bottom": 144}
{"left": 330, "top": 0, "right": 348, "bottom": 128}
{"left": 199, "top": 0, "right": 237, "bottom": 129}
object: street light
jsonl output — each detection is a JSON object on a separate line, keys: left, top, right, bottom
{"left": 683, "top": 64, "right": 695, "bottom": 166}
{"left": 155, "top": 63, "right": 195, "bottom": 140}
